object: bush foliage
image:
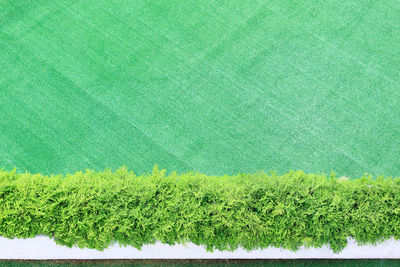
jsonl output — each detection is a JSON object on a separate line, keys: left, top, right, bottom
{"left": 0, "top": 166, "right": 399, "bottom": 253}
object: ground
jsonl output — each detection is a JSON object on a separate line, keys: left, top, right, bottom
{"left": 0, "top": 0, "right": 399, "bottom": 177}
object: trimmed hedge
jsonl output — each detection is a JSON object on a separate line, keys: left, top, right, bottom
{"left": 0, "top": 166, "right": 399, "bottom": 253}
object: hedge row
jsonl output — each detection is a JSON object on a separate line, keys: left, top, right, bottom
{"left": 0, "top": 166, "right": 399, "bottom": 253}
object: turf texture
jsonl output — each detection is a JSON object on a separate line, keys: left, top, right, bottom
{"left": 1, "top": 260, "right": 400, "bottom": 267}
{"left": 0, "top": 1, "right": 399, "bottom": 177}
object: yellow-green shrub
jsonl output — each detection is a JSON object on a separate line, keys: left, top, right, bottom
{"left": 0, "top": 166, "right": 399, "bottom": 253}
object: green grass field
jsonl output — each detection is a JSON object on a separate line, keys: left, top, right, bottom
{"left": 1, "top": 259, "right": 399, "bottom": 267}
{"left": 0, "top": 0, "right": 399, "bottom": 177}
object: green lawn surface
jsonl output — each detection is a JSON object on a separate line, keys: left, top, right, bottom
{"left": 0, "top": 0, "right": 399, "bottom": 177}
{"left": 0, "top": 260, "right": 399, "bottom": 267}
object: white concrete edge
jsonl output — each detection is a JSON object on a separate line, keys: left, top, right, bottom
{"left": 1, "top": 236, "right": 400, "bottom": 259}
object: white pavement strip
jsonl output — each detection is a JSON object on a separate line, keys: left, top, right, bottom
{"left": 1, "top": 236, "right": 400, "bottom": 259}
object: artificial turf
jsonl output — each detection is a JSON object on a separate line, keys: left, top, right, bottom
{"left": 0, "top": 0, "right": 399, "bottom": 177}
{"left": 1, "top": 260, "right": 400, "bottom": 267}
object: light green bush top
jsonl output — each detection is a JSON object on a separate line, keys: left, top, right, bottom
{"left": 0, "top": 166, "right": 399, "bottom": 253}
